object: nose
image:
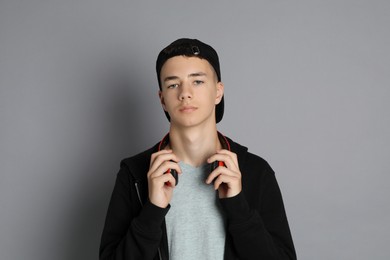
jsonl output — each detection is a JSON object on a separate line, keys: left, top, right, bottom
{"left": 178, "top": 82, "right": 192, "bottom": 101}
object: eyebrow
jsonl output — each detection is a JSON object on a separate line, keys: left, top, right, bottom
{"left": 163, "top": 72, "right": 207, "bottom": 82}
{"left": 188, "top": 72, "right": 207, "bottom": 78}
{"left": 163, "top": 76, "right": 180, "bottom": 82}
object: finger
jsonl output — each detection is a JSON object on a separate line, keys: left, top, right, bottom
{"left": 209, "top": 149, "right": 237, "bottom": 162}
{"left": 207, "top": 149, "right": 238, "bottom": 168}
{"left": 150, "top": 160, "right": 182, "bottom": 178}
{"left": 152, "top": 171, "right": 178, "bottom": 187}
{"left": 205, "top": 166, "right": 233, "bottom": 184}
{"left": 207, "top": 154, "right": 237, "bottom": 170}
{"left": 213, "top": 174, "right": 240, "bottom": 190}
{"left": 150, "top": 149, "right": 179, "bottom": 166}
{"left": 150, "top": 149, "right": 173, "bottom": 166}
{"left": 150, "top": 150, "right": 172, "bottom": 171}
{"left": 216, "top": 149, "right": 238, "bottom": 164}
{"left": 149, "top": 151, "right": 180, "bottom": 174}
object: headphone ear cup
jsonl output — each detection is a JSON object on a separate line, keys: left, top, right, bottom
{"left": 210, "top": 161, "right": 226, "bottom": 183}
{"left": 210, "top": 161, "right": 225, "bottom": 173}
{"left": 159, "top": 135, "right": 179, "bottom": 186}
{"left": 166, "top": 168, "right": 178, "bottom": 186}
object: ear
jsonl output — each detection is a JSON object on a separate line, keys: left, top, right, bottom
{"left": 159, "top": 90, "right": 167, "bottom": 111}
{"left": 215, "top": 82, "right": 224, "bottom": 105}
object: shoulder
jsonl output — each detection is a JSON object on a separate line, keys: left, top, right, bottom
{"left": 227, "top": 137, "right": 281, "bottom": 207}
{"left": 119, "top": 143, "right": 159, "bottom": 180}
{"left": 121, "top": 145, "right": 156, "bottom": 166}
{"left": 226, "top": 136, "right": 274, "bottom": 175}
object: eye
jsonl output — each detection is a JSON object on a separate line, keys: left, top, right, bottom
{"left": 167, "top": 83, "right": 179, "bottom": 89}
{"left": 193, "top": 80, "right": 204, "bottom": 85}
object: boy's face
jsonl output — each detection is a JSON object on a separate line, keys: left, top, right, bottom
{"left": 159, "top": 56, "right": 224, "bottom": 128}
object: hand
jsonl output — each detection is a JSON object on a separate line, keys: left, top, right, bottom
{"left": 205, "top": 149, "right": 242, "bottom": 199}
{"left": 147, "top": 150, "right": 181, "bottom": 208}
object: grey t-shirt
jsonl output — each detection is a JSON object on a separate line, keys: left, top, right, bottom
{"left": 165, "top": 161, "right": 226, "bottom": 260}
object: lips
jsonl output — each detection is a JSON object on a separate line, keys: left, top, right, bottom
{"left": 179, "top": 106, "right": 197, "bottom": 112}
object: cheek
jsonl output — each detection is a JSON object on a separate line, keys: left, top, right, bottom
{"left": 160, "top": 92, "right": 175, "bottom": 109}
{"left": 160, "top": 93, "right": 169, "bottom": 109}
{"left": 207, "top": 88, "right": 219, "bottom": 104}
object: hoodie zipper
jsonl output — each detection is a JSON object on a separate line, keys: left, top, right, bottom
{"left": 134, "top": 181, "right": 143, "bottom": 207}
{"left": 134, "top": 181, "right": 164, "bottom": 260}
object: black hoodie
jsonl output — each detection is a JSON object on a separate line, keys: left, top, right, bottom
{"left": 99, "top": 136, "right": 296, "bottom": 260}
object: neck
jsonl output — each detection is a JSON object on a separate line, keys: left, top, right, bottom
{"left": 168, "top": 125, "right": 222, "bottom": 167}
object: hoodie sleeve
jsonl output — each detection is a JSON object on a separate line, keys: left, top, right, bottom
{"left": 219, "top": 154, "right": 296, "bottom": 260}
{"left": 99, "top": 164, "right": 169, "bottom": 260}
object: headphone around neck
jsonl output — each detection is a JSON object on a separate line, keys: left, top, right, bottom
{"left": 158, "top": 132, "right": 231, "bottom": 186}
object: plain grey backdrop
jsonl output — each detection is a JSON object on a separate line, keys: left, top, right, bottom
{"left": 1, "top": 1, "right": 389, "bottom": 259}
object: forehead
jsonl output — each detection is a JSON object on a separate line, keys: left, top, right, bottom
{"left": 160, "top": 56, "right": 215, "bottom": 78}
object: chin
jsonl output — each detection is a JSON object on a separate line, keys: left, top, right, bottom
{"left": 173, "top": 120, "right": 199, "bottom": 128}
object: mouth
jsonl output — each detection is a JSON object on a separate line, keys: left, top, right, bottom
{"left": 179, "top": 106, "right": 197, "bottom": 113}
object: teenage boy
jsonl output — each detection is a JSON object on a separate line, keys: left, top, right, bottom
{"left": 100, "top": 38, "right": 296, "bottom": 260}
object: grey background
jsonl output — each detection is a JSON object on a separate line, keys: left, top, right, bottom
{"left": 1, "top": 1, "right": 389, "bottom": 259}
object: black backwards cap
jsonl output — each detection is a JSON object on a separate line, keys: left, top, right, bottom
{"left": 156, "top": 38, "right": 224, "bottom": 123}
